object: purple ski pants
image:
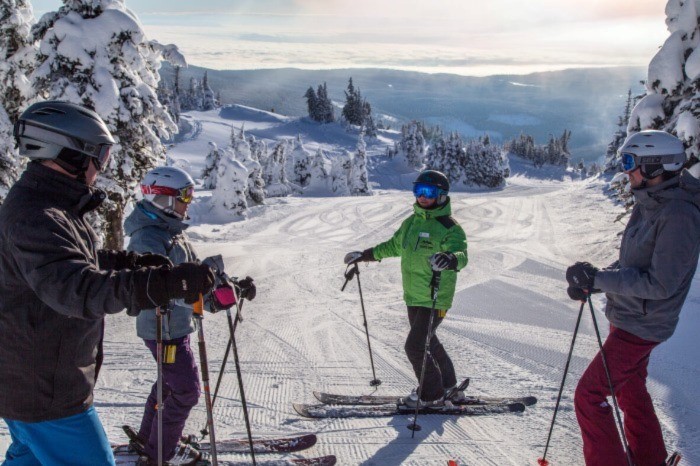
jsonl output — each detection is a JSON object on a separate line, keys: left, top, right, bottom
{"left": 137, "top": 335, "right": 200, "bottom": 461}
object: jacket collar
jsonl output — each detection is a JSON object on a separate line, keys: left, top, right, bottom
{"left": 125, "top": 201, "right": 188, "bottom": 236}
{"left": 18, "top": 162, "right": 105, "bottom": 215}
{"left": 413, "top": 197, "right": 452, "bottom": 219}
{"left": 633, "top": 169, "right": 700, "bottom": 211}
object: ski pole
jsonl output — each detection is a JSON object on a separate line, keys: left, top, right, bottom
{"left": 341, "top": 263, "right": 381, "bottom": 387}
{"left": 156, "top": 306, "right": 165, "bottom": 466}
{"left": 538, "top": 299, "right": 585, "bottom": 466}
{"left": 207, "top": 302, "right": 242, "bottom": 419}
{"left": 587, "top": 295, "right": 633, "bottom": 466}
{"left": 226, "top": 290, "right": 256, "bottom": 465}
{"left": 408, "top": 271, "right": 441, "bottom": 436}
{"left": 194, "top": 295, "right": 219, "bottom": 466}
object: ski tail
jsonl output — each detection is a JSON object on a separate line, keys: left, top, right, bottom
{"left": 666, "top": 451, "right": 681, "bottom": 466}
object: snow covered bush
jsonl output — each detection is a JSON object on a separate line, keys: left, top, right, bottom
{"left": 462, "top": 138, "right": 507, "bottom": 188}
{"left": 330, "top": 151, "right": 351, "bottom": 195}
{"left": 231, "top": 129, "right": 264, "bottom": 205}
{"left": 305, "top": 148, "right": 332, "bottom": 193}
{"left": 506, "top": 131, "right": 570, "bottom": 168}
{"left": 211, "top": 148, "right": 248, "bottom": 215}
{"left": 30, "top": 0, "right": 185, "bottom": 248}
{"left": 628, "top": 0, "right": 700, "bottom": 161}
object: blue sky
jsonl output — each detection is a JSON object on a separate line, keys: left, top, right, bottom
{"left": 31, "top": 0, "right": 668, "bottom": 76}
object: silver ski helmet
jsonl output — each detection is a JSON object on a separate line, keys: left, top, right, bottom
{"left": 14, "top": 101, "right": 115, "bottom": 174}
{"left": 141, "top": 166, "right": 195, "bottom": 218}
{"left": 413, "top": 169, "right": 449, "bottom": 205}
{"left": 618, "top": 130, "right": 686, "bottom": 179}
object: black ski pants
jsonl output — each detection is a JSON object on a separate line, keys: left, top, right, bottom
{"left": 404, "top": 306, "right": 457, "bottom": 401}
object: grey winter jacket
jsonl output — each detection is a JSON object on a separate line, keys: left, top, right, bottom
{"left": 0, "top": 163, "right": 146, "bottom": 422}
{"left": 125, "top": 201, "right": 197, "bottom": 341}
{"left": 595, "top": 168, "right": 700, "bottom": 342}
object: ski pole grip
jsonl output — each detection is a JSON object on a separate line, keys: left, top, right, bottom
{"left": 341, "top": 264, "right": 358, "bottom": 292}
{"left": 193, "top": 294, "right": 204, "bottom": 316}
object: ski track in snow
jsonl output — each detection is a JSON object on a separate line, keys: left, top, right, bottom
{"left": 2, "top": 111, "right": 698, "bottom": 465}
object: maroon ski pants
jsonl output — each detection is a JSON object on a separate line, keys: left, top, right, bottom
{"left": 574, "top": 325, "right": 667, "bottom": 466}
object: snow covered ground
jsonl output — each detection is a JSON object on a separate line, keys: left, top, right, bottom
{"left": 1, "top": 108, "right": 698, "bottom": 465}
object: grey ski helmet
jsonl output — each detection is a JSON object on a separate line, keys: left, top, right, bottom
{"left": 618, "top": 130, "right": 686, "bottom": 179}
{"left": 141, "top": 166, "right": 195, "bottom": 218}
{"left": 14, "top": 101, "right": 115, "bottom": 173}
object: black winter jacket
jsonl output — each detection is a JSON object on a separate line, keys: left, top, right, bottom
{"left": 0, "top": 163, "right": 146, "bottom": 422}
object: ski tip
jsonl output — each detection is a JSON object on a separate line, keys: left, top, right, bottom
{"left": 523, "top": 396, "right": 538, "bottom": 406}
{"left": 293, "top": 402, "right": 316, "bottom": 418}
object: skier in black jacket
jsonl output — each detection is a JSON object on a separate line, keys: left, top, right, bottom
{"left": 0, "top": 101, "right": 215, "bottom": 466}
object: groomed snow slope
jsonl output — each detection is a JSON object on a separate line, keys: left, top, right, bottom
{"left": 1, "top": 109, "right": 697, "bottom": 465}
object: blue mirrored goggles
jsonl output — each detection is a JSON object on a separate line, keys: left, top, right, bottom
{"left": 620, "top": 152, "right": 638, "bottom": 172}
{"left": 413, "top": 183, "right": 440, "bottom": 199}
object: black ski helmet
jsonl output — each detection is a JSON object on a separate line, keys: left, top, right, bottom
{"left": 14, "top": 101, "right": 115, "bottom": 178}
{"left": 414, "top": 169, "right": 449, "bottom": 205}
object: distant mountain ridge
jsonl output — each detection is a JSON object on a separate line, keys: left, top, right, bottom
{"left": 162, "top": 64, "right": 646, "bottom": 162}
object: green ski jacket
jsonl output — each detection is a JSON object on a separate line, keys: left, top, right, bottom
{"left": 372, "top": 198, "right": 468, "bottom": 310}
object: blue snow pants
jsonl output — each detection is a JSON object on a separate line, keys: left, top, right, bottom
{"left": 2, "top": 406, "right": 115, "bottom": 466}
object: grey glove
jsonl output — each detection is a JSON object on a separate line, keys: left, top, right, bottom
{"left": 344, "top": 249, "right": 376, "bottom": 265}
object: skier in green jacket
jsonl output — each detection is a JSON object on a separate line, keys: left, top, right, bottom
{"left": 345, "top": 170, "right": 468, "bottom": 407}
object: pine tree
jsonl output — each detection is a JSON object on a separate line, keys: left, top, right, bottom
{"left": 201, "top": 71, "right": 216, "bottom": 111}
{"left": 315, "top": 82, "right": 334, "bottom": 123}
{"left": 349, "top": 130, "right": 371, "bottom": 195}
{"left": 211, "top": 147, "right": 248, "bottom": 215}
{"left": 342, "top": 77, "right": 369, "bottom": 126}
{"left": 398, "top": 121, "right": 426, "bottom": 169}
{"left": 291, "top": 134, "right": 312, "bottom": 187}
{"left": 263, "top": 141, "right": 292, "bottom": 197}
{"left": 0, "top": 0, "right": 35, "bottom": 204}
{"left": 628, "top": 0, "right": 700, "bottom": 162}
{"left": 304, "top": 86, "right": 319, "bottom": 121}
{"left": 201, "top": 141, "right": 221, "bottom": 189}
{"left": 31, "top": 0, "right": 184, "bottom": 248}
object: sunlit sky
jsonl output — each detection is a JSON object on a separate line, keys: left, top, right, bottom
{"left": 32, "top": 0, "right": 669, "bottom": 76}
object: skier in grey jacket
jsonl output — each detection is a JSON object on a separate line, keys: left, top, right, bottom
{"left": 566, "top": 130, "right": 700, "bottom": 466}
{"left": 0, "top": 102, "right": 215, "bottom": 466}
{"left": 124, "top": 166, "right": 256, "bottom": 465}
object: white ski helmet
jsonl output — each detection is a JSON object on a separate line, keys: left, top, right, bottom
{"left": 14, "top": 101, "right": 115, "bottom": 175}
{"left": 618, "top": 130, "right": 686, "bottom": 179}
{"left": 141, "top": 166, "right": 195, "bottom": 218}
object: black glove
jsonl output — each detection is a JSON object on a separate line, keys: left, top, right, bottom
{"left": 429, "top": 252, "right": 457, "bottom": 271}
{"left": 236, "top": 276, "right": 256, "bottom": 301}
{"left": 137, "top": 262, "right": 216, "bottom": 308}
{"left": 566, "top": 262, "right": 598, "bottom": 290}
{"left": 344, "top": 249, "right": 376, "bottom": 265}
{"left": 567, "top": 286, "right": 589, "bottom": 302}
{"left": 133, "top": 252, "right": 172, "bottom": 269}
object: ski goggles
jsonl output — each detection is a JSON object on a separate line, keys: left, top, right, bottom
{"left": 413, "top": 182, "right": 441, "bottom": 199}
{"left": 620, "top": 151, "right": 686, "bottom": 173}
{"left": 141, "top": 184, "right": 195, "bottom": 204}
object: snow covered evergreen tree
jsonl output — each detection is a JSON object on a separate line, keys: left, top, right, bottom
{"left": 397, "top": 121, "right": 426, "bottom": 169}
{"left": 211, "top": 147, "right": 248, "bottom": 215}
{"left": 316, "top": 82, "right": 334, "bottom": 123}
{"left": 304, "top": 86, "right": 319, "bottom": 122}
{"left": 263, "top": 141, "right": 293, "bottom": 197}
{"left": 0, "top": 0, "right": 35, "bottom": 204}
{"left": 342, "top": 78, "right": 363, "bottom": 126}
{"left": 506, "top": 131, "right": 570, "bottom": 168}
{"left": 331, "top": 151, "right": 351, "bottom": 195}
{"left": 306, "top": 147, "right": 332, "bottom": 193}
{"left": 230, "top": 127, "right": 264, "bottom": 205}
{"left": 245, "top": 134, "right": 266, "bottom": 204}
{"left": 349, "top": 131, "right": 371, "bottom": 195}
{"left": 201, "top": 141, "right": 221, "bottom": 189}
{"left": 290, "top": 135, "right": 312, "bottom": 187}
{"left": 30, "top": 0, "right": 185, "bottom": 248}
{"left": 462, "top": 138, "right": 507, "bottom": 188}
{"left": 201, "top": 71, "right": 216, "bottom": 111}
{"left": 628, "top": 0, "right": 700, "bottom": 162}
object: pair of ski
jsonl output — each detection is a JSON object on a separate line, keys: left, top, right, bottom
{"left": 294, "top": 378, "right": 537, "bottom": 419}
{"left": 113, "top": 430, "right": 336, "bottom": 466}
